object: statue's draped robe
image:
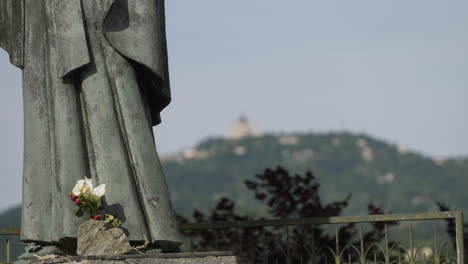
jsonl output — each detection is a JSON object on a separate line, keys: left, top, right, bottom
{"left": 0, "top": 0, "right": 181, "bottom": 248}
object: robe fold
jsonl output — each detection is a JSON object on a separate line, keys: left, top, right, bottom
{"left": 0, "top": 0, "right": 181, "bottom": 249}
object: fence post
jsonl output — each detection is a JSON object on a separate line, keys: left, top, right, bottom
{"left": 455, "top": 211, "right": 465, "bottom": 264}
{"left": 5, "top": 239, "right": 10, "bottom": 263}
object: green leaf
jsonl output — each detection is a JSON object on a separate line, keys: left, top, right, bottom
{"left": 90, "top": 195, "right": 100, "bottom": 204}
{"left": 112, "top": 218, "right": 122, "bottom": 228}
{"left": 73, "top": 207, "right": 83, "bottom": 216}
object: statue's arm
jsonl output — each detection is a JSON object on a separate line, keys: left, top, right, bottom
{"left": 0, "top": 0, "right": 24, "bottom": 68}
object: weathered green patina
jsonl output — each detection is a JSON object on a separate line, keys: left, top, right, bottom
{"left": 0, "top": 0, "right": 181, "bottom": 250}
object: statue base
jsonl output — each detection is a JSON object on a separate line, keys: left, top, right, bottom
{"left": 17, "top": 252, "right": 238, "bottom": 264}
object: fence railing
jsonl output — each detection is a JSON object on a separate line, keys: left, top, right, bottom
{"left": 0, "top": 212, "right": 464, "bottom": 264}
{"left": 0, "top": 228, "right": 20, "bottom": 264}
{"left": 180, "top": 211, "right": 465, "bottom": 264}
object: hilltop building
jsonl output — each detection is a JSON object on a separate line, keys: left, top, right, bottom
{"left": 226, "top": 116, "right": 260, "bottom": 140}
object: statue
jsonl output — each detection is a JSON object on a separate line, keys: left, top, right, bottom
{"left": 0, "top": 0, "right": 182, "bottom": 252}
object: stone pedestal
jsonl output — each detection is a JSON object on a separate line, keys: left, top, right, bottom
{"left": 65, "top": 252, "right": 238, "bottom": 264}
{"left": 17, "top": 251, "right": 238, "bottom": 264}
{"left": 16, "top": 222, "right": 238, "bottom": 263}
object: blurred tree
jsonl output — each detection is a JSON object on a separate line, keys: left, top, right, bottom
{"left": 179, "top": 166, "right": 397, "bottom": 263}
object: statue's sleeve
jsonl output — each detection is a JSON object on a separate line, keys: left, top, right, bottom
{"left": 104, "top": 0, "right": 171, "bottom": 126}
{"left": 51, "top": 0, "right": 90, "bottom": 78}
{"left": 0, "top": 0, "right": 24, "bottom": 68}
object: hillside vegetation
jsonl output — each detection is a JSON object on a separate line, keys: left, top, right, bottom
{"left": 162, "top": 132, "right": 467, "bottom": 217}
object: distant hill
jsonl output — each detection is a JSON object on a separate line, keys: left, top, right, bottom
{"left": 1, "top": 131, "right": 467, "bottom": 259}
{"left": 162, "top": 132, "right": 468, "bottom": 217}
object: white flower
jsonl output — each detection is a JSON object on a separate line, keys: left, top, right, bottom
{"left": 72, "top": 177, "right": 94, "bottom": 196}
{"left": 91, "top": 184, "right": 106, "bottom": 198}
{"left": 72, "top": 180, "right": 84, "bottom": 196}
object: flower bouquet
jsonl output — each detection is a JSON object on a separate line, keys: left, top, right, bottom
{"left": 69, "top": 177, "right": 121, "bottom": 227}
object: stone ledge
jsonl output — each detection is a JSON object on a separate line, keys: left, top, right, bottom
{"left": 34, "top": 251, "right": 238, "bottom": 264}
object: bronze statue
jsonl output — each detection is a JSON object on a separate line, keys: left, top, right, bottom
{"left": 0, "top": 0, "right": 181, "bottom": 251}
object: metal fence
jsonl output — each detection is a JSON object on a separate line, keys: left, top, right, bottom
{"left": 0, "top": 228, "right": 20, "bottom": 264}
{"left": 0, "top": 212, "right": 464, "bottom": 264}
{"left": 179, "top": 212, "right": 465, "bottom": 264}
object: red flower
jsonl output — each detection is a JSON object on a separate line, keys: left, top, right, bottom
{"left": 94, "top": 215, "right": 101, "bottom": 220}
{"left": 75, "top": 199, "right": 81, "bottom": 205}
{"left": 71, "top": 195, "right": 77, "bottom": 201}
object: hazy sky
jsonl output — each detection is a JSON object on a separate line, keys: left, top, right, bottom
{"left": 1, "top": 0, "right": 467, "bottom": 213}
